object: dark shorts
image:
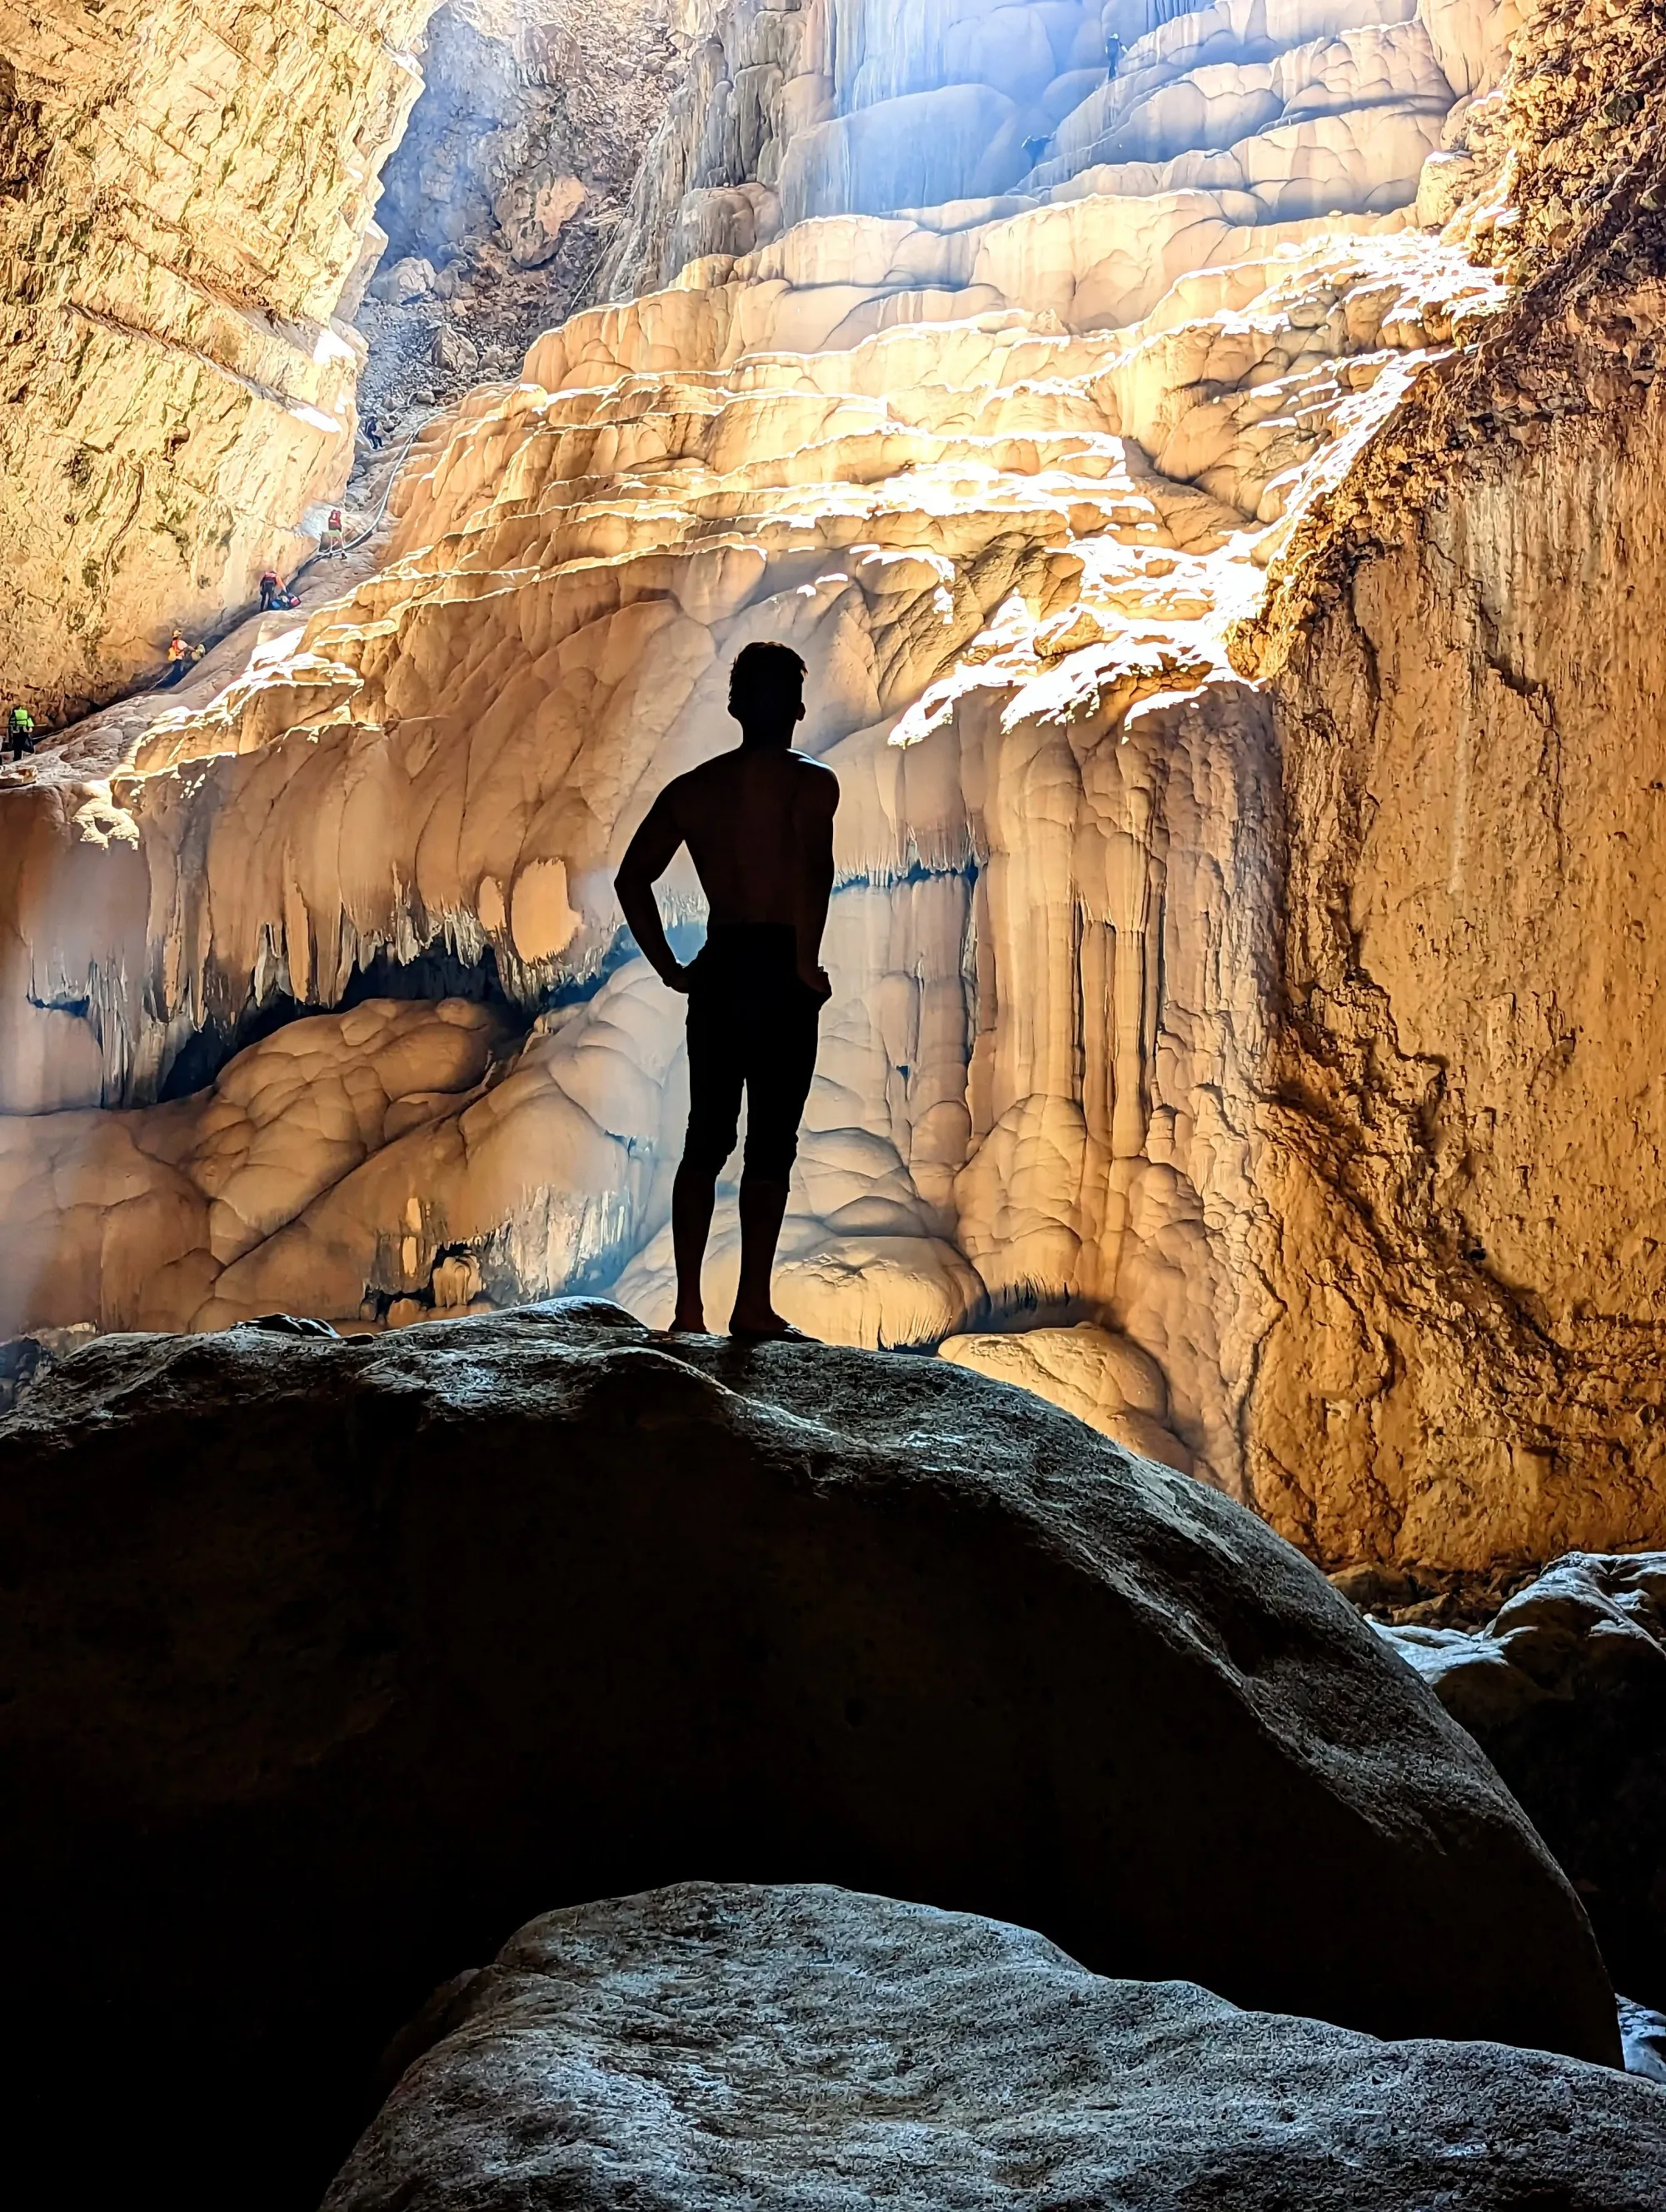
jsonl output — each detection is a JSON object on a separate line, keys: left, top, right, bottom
{"left": 682, "top": 924, "right": 825, "bottom": 1183}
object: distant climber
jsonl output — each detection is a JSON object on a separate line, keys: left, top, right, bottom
{"left": 4, "top": 703, "right": 36, "bottom": 759}
{"left": 259, "top": 568, "right": 301, "bottom": 613}
{"left": 157, "top": 626, "right": 205, "bottom": 688}
{"left": 1022, "top": 133, "right": 1052, "bottom": 169}
{"left": 615, "top": 641, "right": 839, "bottom": 1342}
{"left": 1105, "top": 30, "right": 1124, "bottom": 73}
{"left": 321, "top": 507, "right": 347, "bottom": 559}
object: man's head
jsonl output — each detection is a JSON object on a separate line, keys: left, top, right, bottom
{"left": 729, "top": 642, "right": 806, "bottom": 748}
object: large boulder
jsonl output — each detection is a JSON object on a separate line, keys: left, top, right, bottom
{"left": 1380, "top": 1552, "right": 1666, "bottom": 2010}
{"left": 0, "top": 1303, "right": 1618, "bottom": 2205}
{"left": 330, "top": 1882, "right": 1666, "bottom": 2212}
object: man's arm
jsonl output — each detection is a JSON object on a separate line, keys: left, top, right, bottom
{"left": 614, "top": 785, "right": 692, "bottom": 992}
{"left": 792, "top": 763, "right": 840, "bottom": 998}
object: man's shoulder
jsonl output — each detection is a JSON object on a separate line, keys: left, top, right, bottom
{"left": 672, "top": 751, "right": 741, "bottom": 804}
{"left": 681, "top": 747, "right": 743, "bottom": 778}
{"left": 792, "top": 752, "right": 840, "bottom": 803}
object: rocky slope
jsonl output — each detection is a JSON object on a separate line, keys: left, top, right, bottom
{"left": 0, "top": 1303, "right": 1623, "bottom": 2203}
{"left": 0, "top": 0, "right": 441, "bottom": 719}
{"left": 349, "top": 0, "right": 695, "bottom": 447}
{"left": 327, "top": 1883, "right": 1666, "bottom": 2212}
{"left": 2, "top": 0, "right": 1662, "bottom": 1573}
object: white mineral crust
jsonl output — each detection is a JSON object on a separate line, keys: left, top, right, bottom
{"left": 0, "top": 0, "right": 1520, "bottom": 1499}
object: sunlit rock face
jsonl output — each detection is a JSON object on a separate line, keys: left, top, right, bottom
{"left": 0, "top": 0, "right": 441, "bottom": 719}
{"left": 352, "top": 0, "right": 696, "bottom": 434}
{"left": 1226, "top": 0, "right": 1666, "bottom": 1571}
{"left": 11, "top": 0, "right": 1659, "bottom": 1570}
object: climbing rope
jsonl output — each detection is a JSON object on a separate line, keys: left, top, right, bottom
{"left": 338, "top": 407, "right": 446, "bottom": 555}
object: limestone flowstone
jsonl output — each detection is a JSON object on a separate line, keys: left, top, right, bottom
{"left": 0, "top": 207, "right": 1499, "bottom": 1486}
{"left": 7, "top": 0, "right": 1660, "bottom": 1572}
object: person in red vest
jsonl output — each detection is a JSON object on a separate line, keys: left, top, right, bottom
{"left": 157, "top": 627, "right": 205, "bottom": 687}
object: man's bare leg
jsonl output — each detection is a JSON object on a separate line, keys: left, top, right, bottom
{"left": 730, "top": 1173, "right": 796, "bottom": 1337}
{"left": 671, "top": 1162, "right": 718, "bottom": 1332}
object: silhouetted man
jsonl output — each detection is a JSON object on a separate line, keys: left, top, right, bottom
{"left": 615, "top": 642, "right": 839, "bottom": 1338}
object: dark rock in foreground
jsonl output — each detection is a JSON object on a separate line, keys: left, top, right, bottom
{"left": 0, "top": 1303, "right": 1620, "bottom": 2204}
{"left": 1380, "top": 1552, "right": 1666, "bottom": 2008}
{"left": 332, "top": 1882, "right": 1666, "bottom": 2212}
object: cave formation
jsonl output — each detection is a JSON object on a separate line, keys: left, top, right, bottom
{"left": 10, "top": 0, "right": 1664, "bottom": 1571}
{"left": 3, "top": 0, "right": 1666, "bottom": 2203}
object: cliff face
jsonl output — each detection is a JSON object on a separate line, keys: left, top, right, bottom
{"left": 1230, "top": 0, "right": 1666, "bottom": 1565}
{"left": 0, "top": 0, "right": 437, "bottom": 719}
{"left": 350, "top": 0, "right": 695, "bottom": 441}
{"left": 3, "top": 0, "right": 1662, "bottom": 1573}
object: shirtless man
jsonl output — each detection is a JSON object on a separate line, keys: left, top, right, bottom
{"left": 615, "top": 641, "right": 839, "bottom": 1338}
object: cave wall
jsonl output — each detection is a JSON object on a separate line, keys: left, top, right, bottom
{"left": 1246, "top": 409, "right": 1666, "bottom": 1566}
{"left": 0, "top": 0, "right": 440, "bottom": 720}
{"left": 1232, "top": 0, "right": 1666, "bottom": 1564}
{"left": 352, "top": 0, "right": 695, "bottom": 432}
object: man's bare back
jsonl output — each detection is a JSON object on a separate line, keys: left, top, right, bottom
{"left": 613, "top": 642, "right": 840, "bottom": 1338}
{"left": 666, "top": 745, "right": 837, "bottom": 968}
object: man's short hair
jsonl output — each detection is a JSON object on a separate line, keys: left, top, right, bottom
{"left": 730, "top": 641, "right": 806, "bottom": 721}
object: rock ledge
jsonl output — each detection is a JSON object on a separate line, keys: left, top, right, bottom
{"left": 330, "top": 1881, "right": 1666, "bottom": 2212}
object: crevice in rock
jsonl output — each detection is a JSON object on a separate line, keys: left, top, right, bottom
{"left": 157, "top": 944, "right": 526, "bottom": 1104}
{"left": 349, "top": 0, "right": 692, "bottom": 458}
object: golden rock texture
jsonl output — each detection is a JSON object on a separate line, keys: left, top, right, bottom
{"left": 0, "top": 0, "right": 437, "bottom": 717}
{"left": 1229, "top": 2, "right": 1666, "bottom": 1567}
{"left": 7, "top": 0, "right": 1665, "bottom": 1576}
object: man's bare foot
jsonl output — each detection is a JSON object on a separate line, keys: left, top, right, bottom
{"left": 668, "top": 1309, "right": 709, "bottom": 1334}
{"left": 729, "top": 1308, "right": 815, "bottom": 1343}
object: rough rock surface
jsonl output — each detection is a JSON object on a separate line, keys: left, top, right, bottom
{"left": 1226, "top": 0, "right": 1666, "bottom": 1570}
{"left": 0, "top": 0, "right": 440, "bottom": 716}
{"left": 1624, "top": 1997, "right": 1666, "bottom": 2083}
{"left": 0, "top": 1303, "right": 1620, "bottom": 2200}
{"left": 350, "top": 0, "right": 694, "bottom": 446}
{"left": 0, "top": 995, "right": 511, "bottom": 1338}
{"left": 328, "top": 1882, "right": 1666, "bottom": 2212}
{"left": 1381, "top": 1551, "right": 1666, "bottom": 2010}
